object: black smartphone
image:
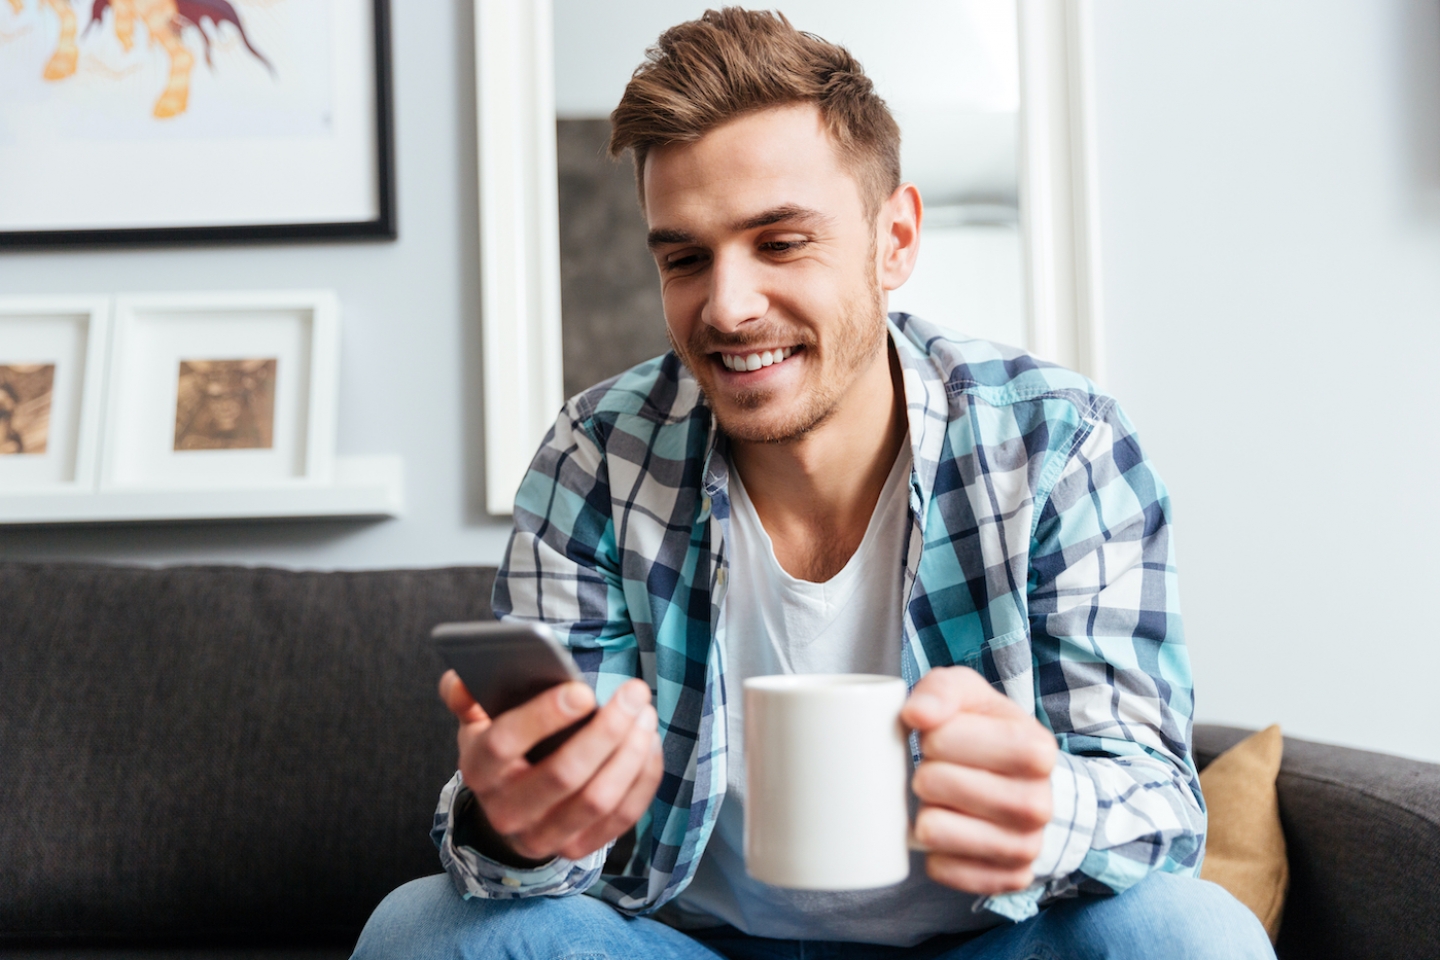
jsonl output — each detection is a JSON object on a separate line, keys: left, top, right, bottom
{"left": 431, "top": 621, "right": 595, "bottom": 763}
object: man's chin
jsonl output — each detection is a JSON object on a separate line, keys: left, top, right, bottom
{"left": 677, "top": 350, "right": 831, "bottom": 444}
{"left": 708, "top": 396, "right": 834, "bottom": 445}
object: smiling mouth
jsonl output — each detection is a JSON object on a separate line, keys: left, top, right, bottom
{"left": 717, "top": 346, "right": 799, "bottom": 372}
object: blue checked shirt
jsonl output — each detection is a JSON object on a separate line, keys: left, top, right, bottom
{"left": 433, "top": 314, "right": 1205, "bottom": 922}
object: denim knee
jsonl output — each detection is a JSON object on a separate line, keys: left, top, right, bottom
{"left": 350, "top": 874, "right": 722, "bottom": 960}
{"left": 351, "top": 875, "right": 482, "bottom": 960}
{"left": 1033, "top": 871, "right": 1275, "bottom": 960}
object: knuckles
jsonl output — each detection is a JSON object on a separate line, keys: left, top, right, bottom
{"left": 1009, "top": 790, "right": 1053, "bottom": 832}
{"left": 539, "top": 754, "right": 589, "bottom": 795}
{"left": 480, "top": 725, "right": 524, "bottom": 764}
{"left": 576, "top": 778, "right": 623, "bottom": 821}
{"left": 1014, "top": 735, "right": 1059, "bottom": 778}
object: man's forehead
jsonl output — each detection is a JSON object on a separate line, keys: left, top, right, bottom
{"left": 641, "top": 104, "right": 864, "bottom": 229}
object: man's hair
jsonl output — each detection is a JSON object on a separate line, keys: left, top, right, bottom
{"left": 608, "top": 8, "right": 901, "bottom": 218}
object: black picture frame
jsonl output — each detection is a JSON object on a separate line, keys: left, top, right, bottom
{"left": 0, "top": 0, "right": 396, "bottom": 249}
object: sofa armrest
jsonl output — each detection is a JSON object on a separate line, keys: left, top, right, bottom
{"left": 1193, "top": 724, "right": 1440, "bottom": 960}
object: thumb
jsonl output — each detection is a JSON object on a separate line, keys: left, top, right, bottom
{"left": 901, "top": 665, "right": 1024, "bottom": 731}
{"left": 439, "top": 670, "right": 490, "bottom": 726}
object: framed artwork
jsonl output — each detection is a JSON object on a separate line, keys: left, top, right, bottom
{"left": 101, "top": 290, "right": 338, "bottom": 488}
{"left": 0, "top": 296, "right": 110, "bottom": 492}
{"left": 0, "top": 0, "right": 395, "bottom": 246}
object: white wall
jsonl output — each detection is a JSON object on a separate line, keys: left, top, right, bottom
{"left": 1091, "top": 1, "right": 1440, "bottom": 761}
{"left": 0, "top": 0, "right": 515, "bottom": 569}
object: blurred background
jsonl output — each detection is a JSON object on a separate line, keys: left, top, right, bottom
{"left": 2, "top": 0, "right": 1438, "bottom": 763}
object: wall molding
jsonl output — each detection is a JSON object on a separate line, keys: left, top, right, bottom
{"left": 1017, "top": 0, "right": 1106, "bottom": 384}
{"left": 475, "top": 0, "right": 564, "bottom": 515}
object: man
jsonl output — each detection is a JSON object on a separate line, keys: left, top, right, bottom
{"left": 354, "top": 9, "right": 1273, "bottom": 958}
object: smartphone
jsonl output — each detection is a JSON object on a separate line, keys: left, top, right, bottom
{"left": 431, "top": 621, "right": 595, "bottom": 763}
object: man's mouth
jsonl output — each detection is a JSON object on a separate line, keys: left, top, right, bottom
{"left": 716, "top": 345, "right": 799, "bottom": 372}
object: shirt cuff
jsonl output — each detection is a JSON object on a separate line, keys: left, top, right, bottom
{"left": 432, "top": 772, "right": 607, "bottom": 899}
{"left": 979, "top": 751, "right": 1097, "bottom": 921}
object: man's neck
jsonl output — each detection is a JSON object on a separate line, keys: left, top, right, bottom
{"left": 729, "top": 340, "right": 908, "bottom": 582}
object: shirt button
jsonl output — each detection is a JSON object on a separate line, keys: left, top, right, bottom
{"left": 501, "top": 876, "right": 521, "bottom": 888}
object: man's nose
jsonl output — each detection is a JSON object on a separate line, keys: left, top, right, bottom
{"left": 701, "top": 253, "right": 768, "bottom": 333}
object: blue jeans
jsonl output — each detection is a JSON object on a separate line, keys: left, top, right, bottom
{"left": 351, "top": 872, "right": 1275, "bottom": 960}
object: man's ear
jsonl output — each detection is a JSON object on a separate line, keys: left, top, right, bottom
{"left": 878, "top": 183, "right": 922, "bottom": 292}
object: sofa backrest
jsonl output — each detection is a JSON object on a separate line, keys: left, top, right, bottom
{"left": 0, "top": 562, "right": 496, "bottom": 949}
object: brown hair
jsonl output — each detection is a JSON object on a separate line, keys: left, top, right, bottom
{"left": 608, "top": 8, "right": 901, "bottom": 217}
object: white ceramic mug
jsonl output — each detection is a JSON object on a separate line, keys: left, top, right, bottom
{"left": 743, "top": 673, "right": 911, "bottom": 890}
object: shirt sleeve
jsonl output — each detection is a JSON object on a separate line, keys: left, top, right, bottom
{"left": 432, "top": 773, "right": 609, "bottom": 900}
{"left": 434, "top": 402, "right": 637, "bottom": 901}
{"left": 984, "top": 398, "right": 1205, "bottom": 921}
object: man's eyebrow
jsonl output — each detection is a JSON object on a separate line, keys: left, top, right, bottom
{"left": 646, "top": 228, "right": 694, "bottom": 249}
{"left": 646, "top": 205, "right": 833, "bottom": 249}
{"left": 735, "top": 204, "right": 831, "bottom": 231}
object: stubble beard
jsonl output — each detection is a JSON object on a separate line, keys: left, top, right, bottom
{"left": 668, "top": 274, "right": 888, "bottom": 446}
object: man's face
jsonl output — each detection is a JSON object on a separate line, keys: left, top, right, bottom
{"left": 643, "top": 104, "right": 888, "bottom": 445}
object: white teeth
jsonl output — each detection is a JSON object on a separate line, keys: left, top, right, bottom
{"left": 720, "top": 347, "right": 797, "bottom": 372}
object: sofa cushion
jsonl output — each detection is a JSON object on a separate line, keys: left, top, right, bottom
{"left": 1194, "top": 723, "right": 1440, "bottom": 960}
{"left": 0, "top": 562, "right": 495, "bottom": 947}
{"left": 1198, "top": 724, "right": 1287, "bottom": 940}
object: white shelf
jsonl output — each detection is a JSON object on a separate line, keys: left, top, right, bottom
{"left": 0, "top": 455, "right": 404, "bottom": 525}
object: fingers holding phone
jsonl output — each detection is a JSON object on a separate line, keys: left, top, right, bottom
{"left": 548, "top": 703, "right": 664, "bottom": 860}
{"left": 481, "top": 677, "right": 659, "bottom": 861}
{"left": 432, "top": 623, "right": 663, "bottom": 865}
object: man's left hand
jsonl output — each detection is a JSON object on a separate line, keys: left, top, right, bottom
{"left": 900, "top": 666, "right": 1058, "bottom": 895}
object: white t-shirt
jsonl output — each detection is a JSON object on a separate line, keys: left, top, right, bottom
{"left": 666, "top": 442, "right": 996, "bottom": 946}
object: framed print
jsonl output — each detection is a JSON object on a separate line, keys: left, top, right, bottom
{"left": 0, "top": 296, "right": 109, "bottom": 492}
{"left": 0, "top": 0, "right": 395, "bottom": 246}
{"left": 101, "top": 290, "right": 338, "bottom": 489}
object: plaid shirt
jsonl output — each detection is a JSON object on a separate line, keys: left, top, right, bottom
{"left": 433, "top": 314, "right": 1204, "bottom": 922}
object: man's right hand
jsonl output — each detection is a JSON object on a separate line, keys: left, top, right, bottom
{"left": 439, "top": 670, "right": 663, "bottom": 864}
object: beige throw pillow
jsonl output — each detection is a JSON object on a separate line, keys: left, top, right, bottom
{"left": 1198, "top": 724, "right": 1289, "bottom": 942}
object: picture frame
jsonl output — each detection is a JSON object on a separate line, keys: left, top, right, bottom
{"left": 0, "top": 0, "right": 395, "bottom": 247}
{"left": 100, "top": 291, "right": 339, "bottom": 490}
{"left": 0, "top": 296, "right": 111, "bottom": 493}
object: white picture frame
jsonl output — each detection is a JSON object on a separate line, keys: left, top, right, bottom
{"left": 0, "top": 295, "right": 110, "bottom": 493}
{"left": 100, "top": 290, "right": 339, "bottom": 490}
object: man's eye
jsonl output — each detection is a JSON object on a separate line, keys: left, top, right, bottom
{"left": 762, "top": 240, "right": 807, "bottom": 254}
{"left": 664, "top": 253, "right": 705, "bottom": 271}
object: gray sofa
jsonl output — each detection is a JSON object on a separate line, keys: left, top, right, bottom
{"left": 2, "top": 562, "right": 1437, "bottom": 958}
